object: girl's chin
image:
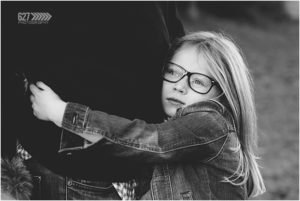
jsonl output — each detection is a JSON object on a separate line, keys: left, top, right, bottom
{"left": 164, "top": 107, "right": 176, "bottom": 118}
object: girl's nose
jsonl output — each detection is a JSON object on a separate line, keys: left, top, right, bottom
{"left": 173, "top": 77, "right": 188, "bottom": 94}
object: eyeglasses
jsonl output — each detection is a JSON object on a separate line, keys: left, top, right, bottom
{"left": 162, "top": 62, "right": 217, "bottom": 94}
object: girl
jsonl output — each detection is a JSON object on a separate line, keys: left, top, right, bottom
{"left": 29, "top": 31, "right": 266, "bottom": 199}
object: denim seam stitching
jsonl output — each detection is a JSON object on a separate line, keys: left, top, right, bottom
{"left": 207, "top": 99, "right": 225, "bottom": 114}
{"left": 58, "top": 146, "right": 83, "bottom": 153}
{"left": 65, "top": 176, "right": 68, "bottom": 199}
{"left": 177, "top": 109, "right": 229, "bottom": 137}
{"left": 178, "top": 109, "right": 229, "bottom": 135}
{"left": 151, "top": 177, "right": 158, "bottom": 200}
{"left": 82, "top": 107, "right": 89, "bottom": 128}
{"left": 58, "top": 129, "right": 84, "bottom": 153}
{"left": 80, "top": 110, "right": 229, "bottom": 151}
{"left": 59, "top": 129, "right": 64, "bottom": 151}
{"left": 204, "top": 132, "right": 230, "bottom": 163}
{"left": 64, "top": 124, "right": 229, "bottom": 154}
{"left": 204, "top": 167, "right": 213, "bottom": 199}
{"left": 100, "top": 131, "right": 228, "bottom": 154}
{"left": 71, "top": 180, "right": 113, "bottom": 190}
{"left": 166, "top": 164, "right": 173, "bottom": 200}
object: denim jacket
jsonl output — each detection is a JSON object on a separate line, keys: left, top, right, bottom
{"left": 58, "top": 100, "right": 250, "bottom": 200}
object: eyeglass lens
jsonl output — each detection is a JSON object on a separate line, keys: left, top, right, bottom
{"left": 163, "top": 63, "right": 213, "bottom": 94}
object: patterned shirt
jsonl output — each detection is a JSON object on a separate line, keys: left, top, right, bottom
{"left": 113, "top": 180, "right": 138, "bottom": 200}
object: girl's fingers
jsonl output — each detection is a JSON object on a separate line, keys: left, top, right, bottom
{"left": 29, "top": 84, "right": 39, "bottom": 96}
{"left": 36, "top": 81, "right": 50, "bottom": 90}
{"left": 30, "top": 95, "right": 35, "bottom": 103}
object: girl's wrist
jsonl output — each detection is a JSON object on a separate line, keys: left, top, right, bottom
{"left": 53, "top": 100, "right": 67, "bottom": 127}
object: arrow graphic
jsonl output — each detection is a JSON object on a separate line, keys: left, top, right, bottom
{"left": 30, "top": 12, "right": 52, "bottom": 22}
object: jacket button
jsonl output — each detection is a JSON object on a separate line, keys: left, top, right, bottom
{"left": 72, "top": 114, "right": 78, "bottom": 125}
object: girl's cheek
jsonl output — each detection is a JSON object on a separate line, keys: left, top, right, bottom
{"left": 162, "top": 82, "right": 170, "bottom": 97}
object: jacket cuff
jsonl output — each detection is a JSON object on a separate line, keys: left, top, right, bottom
{"left": 58, "top": 103, "right": 90, "bottom": 153}
{"left": 62, "top": 102, "right": 89, "bottom": 133}
{"left": 58, "top": 130, "right": 85, "bottom": 153}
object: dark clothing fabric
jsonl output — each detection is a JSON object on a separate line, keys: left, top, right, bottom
{"left": 24, "top": 158, "right": 121, "bottom": 200}
{"left": 3, "top": 2, "right": 184, "bottom": 199}
{"left": 59, "top": 100, "right": 249, "bottom": 199}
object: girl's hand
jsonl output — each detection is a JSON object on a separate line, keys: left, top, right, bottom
{"left": 29, "top": 82, "right": 67, "bottom": 127}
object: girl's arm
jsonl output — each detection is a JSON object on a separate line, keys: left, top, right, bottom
{"left": 30, "top": 82, "right": 231, "bottom": 164}
{"left": 29, "top": 82, "right": 103, "bottom": 143}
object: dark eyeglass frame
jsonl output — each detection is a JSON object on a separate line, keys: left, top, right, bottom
{"left": 162, "top": 61, "right": 217, "bottom": 95}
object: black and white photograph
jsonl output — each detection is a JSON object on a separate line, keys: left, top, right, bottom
{"left": 1, "top": 1, "right": 299, "bottom": 200}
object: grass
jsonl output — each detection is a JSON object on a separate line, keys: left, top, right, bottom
{"left": 179, "top": 9, "right": 299, "bottom": 200}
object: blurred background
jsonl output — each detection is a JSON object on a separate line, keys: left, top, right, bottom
{"left": 176, "top": 1, "right": 299, "bottom": 200}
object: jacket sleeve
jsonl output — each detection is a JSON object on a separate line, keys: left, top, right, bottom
{"left": 60, "top": 102, "right": 230, "bottom": 164}
{"left": 60, "top": 103, "right": 229, "bottom": 163}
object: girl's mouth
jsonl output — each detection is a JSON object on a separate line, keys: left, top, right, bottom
{"left": 166, "top": 97, "right": 185, "bottom": 107}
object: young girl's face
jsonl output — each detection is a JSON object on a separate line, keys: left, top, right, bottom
{"left": 161, "top": 45, "right": 221, "bottom": 117}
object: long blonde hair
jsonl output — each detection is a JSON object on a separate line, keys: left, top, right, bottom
{"left": 168, "top": 32, "right": 266, "bottom": 197}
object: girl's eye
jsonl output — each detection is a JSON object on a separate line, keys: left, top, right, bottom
{"left": 192, "top": 79, "right": 205, "bottom": 86}
{"left": 166, "top": 69, "right": 175, "bottom": 75}
{"left": 191, "top": 75, "right": 211, "bottom": 88}
{"left": 167, "top": 69, "right": 182, "bottom": 77}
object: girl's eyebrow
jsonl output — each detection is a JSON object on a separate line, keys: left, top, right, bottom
{"left": 169, "top": 61, "right": 208, "bottom": 76}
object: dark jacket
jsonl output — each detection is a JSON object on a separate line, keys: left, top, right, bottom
{"left": 59, "top": 100, "right": 250, "bottom": 199}
{"left": 3, "top": 2, "right": 184, "bottom": 179}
